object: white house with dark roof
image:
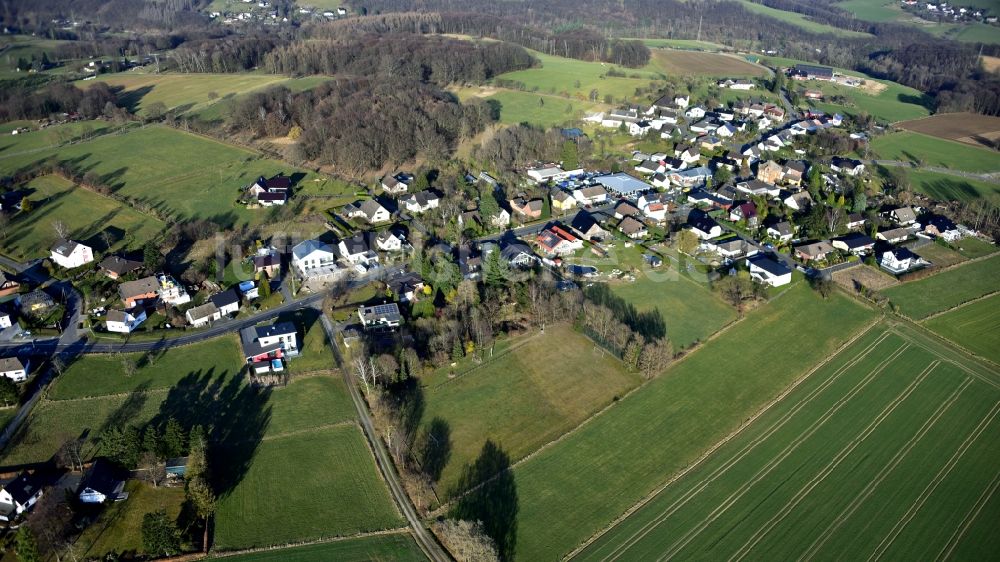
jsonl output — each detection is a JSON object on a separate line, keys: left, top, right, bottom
{"left": 343, "top": 199, "right": 391, "bottom": 224}
{"left": 50, "top": 239, "right": 94, "bottom": 269}
{"left": 0, "top": 471, "right": 43, "bottom": 521}
{"left": 687, "top": 210, "right": 722, "bottom": 240}
{"left": 748, "top": 255, "right": 792, "bottom": 287}
{"left": 0, "top": 357, "right": 28, "bottom": 382}
{"left": 241, "top": 320, "right": 298, "bottom": 374}
{"left": 880, "top": 247, "right": 928, "bottom": 275}
{"left": 400, "top": 191, "right": 440, "bottom": 214}
{"left": 210, "top": 288, "right": 241, "bottom": 316}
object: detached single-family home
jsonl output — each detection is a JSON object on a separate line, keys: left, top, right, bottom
{"left": 830, "top": 157, "right": 865, "bottom": 176}
{"left": 550, "top": 189, "right": 577, "bottom": 213}
{"left": 748, "top": 255, "right": 792, "bottom": 287}
{"left": 880, "top": 247, "right": 928, "bottom": 275}
{"left": 846, "top": 213, "right": 866, "bottom": 231}
{"left": 536, "top": 225, "right": 584, "bottom": 256}
{"left": 795, "top": 240, "right": 836, "bottom": 262}
{"left": 344, "top": 200, "right": 391, "bottom": 224}
{"left": 0, "top": 471, "right": 43, "bottom": 521}
{"left": 78, "top": 459, "right": 126, "bottom": 504}
{"left": 766, "top": 221, "right": 794, "bottom": 242}
{"left": 614, "top": 201, "right": 642, "bottom": 220}
{"left": 510, "top": 198, "right": 544, "bottom": 220}
{"left": 376, "top": 230, "right": 406, "bottom": 252}
{"left": 570, "top": 210, "right": 609, "bottom": 241}
{"left": 619, "top": 216, "right": 648, "bottom": 239}
{"left": 249, "top": 174, "right": 292, "bottom": 207}
{"left": 573, "top": 185, "right": 609, "bottom": 206}
{"left": 877, "top": 227, "right": 913, "bottom": 244}
{"left": 338, "top": 233, "right": 379, "bottom": 267}
{"left": 210, "top": 288, "right": 241, "bottom": 316}
{"left": 381, "top": 173, "right": 412, "bottom": 195}
{"left": 292, "top": 240, "right": 338, "bottom": 277}
{"left": 705, "top": 236, "right": 758, "bottom": 259}
{"left": 887, "top": 206, "right": 917, "bottom": 225}
{"left": 500, "top": 243, "right": 538, "bottom": 268}
{"left": 241, "top": 321, "right": 299, "bottom": 373}
{"left": 186, "top": 302, "right": 221, "bottom": 328}
{"left": 388, "top": 272, "right": 425, "bottom": 302}
{"left": 50, "top": 239, "right": 94, "bottom": 269}
{"left": 254, "top": 248, "right": 281, "bottom": 278}
{"left": 669, "top": 166, "right": 712, "bottom": 188}
{"left": 783, "top": 190, "right": 814, "bottom": 211}
{"left": 106, "top": 308, "right": 146, "bottom": 334}
{"left": 737, "top": 179, "right": 780, "bottom": 198}
{"left": 832, "top": 233, "right": 876, "bottom": 255}
{"left": 924, "top": 215, "right": 962, "bottom": 242}
{"left": 729, "top": 202, "right": 759, "bottom": 227}
{"left": 99, "top": 256, "right": 142, "bottom": 280}
{"left": 0, "top": 357, "right": 29, "bottom": 382}
{"left": 119, "top": 276, "right": 160, "bottom": 308}
{"left": 17, "top": 290, "right": 54, "bottom": 316}
{"left": 400, "top": 191, "right": 440, "bottom": 214}
{"left": 0, "top": 272, "right": 19, "bottom": 298}
{"left": 756, "top": 160, "right": 784, "bottom": 184}
{"left": 687, "top": 210, "right": 723, "bottom": 240}
{"left": 358, "top": 303, "right": 402, "bottom": 331}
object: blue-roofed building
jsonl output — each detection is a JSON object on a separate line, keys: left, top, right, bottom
{"left": 594, "top": 173, "right": 654, "bottom": 198}
{"left": 561, "top": 128, "right": 584, "bottom": 139}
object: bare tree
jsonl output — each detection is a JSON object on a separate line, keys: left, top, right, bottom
{"left": 52, "top": 220, "right": 69, "bottom": 240}
{"left": 56, "top": 437, "right": 85, "bottom": 472}
{"left": 137, "top": 451, "right": 166, "bottom": 487}
{"left": 120, "top": 354, "right": 137, "bottom": 378}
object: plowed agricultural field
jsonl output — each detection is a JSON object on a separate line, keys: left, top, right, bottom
{"left": 897, "top": 112, "right": 1000, "bottom": 150}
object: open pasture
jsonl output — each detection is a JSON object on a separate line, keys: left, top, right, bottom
{"left": 420, "top": 323, "right": 641, "bottom": 495}
{"left": 871, "top": 131, "right": 1000, "bottom": 173}
{"left": 574, "top": 326, "right": 1000, "bottom": 561}
{"left": 881, "top": 254, "right": 1000, "bottom": 319}
{"left": 495, "top": 51, "right": 663, "bottom": 103}
{"left": 907, "top": 169, "right": 1000, "bottom": 204}
{"left": 898, "top": 112, "right": 1000, "bottom": 150}
{"left": 647, "top": 49, "right": 768, "bottom": 78}
{"left": 735, "top": 0, "right": 872, "bottom": 37}
{"left": 452, "top": 87, "right": 602, "bottom": 127}
{"left": 87, "top": 72, "right": 288, "bottom": 115}
{"left": 924, "top": 293, "right": 1000, "bottom": 365}
{"left": 213, "top": 424, "right": 402, "bottom": 550}
{"left": 213, "top": 533, "right": 426, "bottom": 561}
{"left": 1, "top": 174, "right": 165, "bottom": 261}
{"left": 508, "top": 284, "right": 875, "bottom": 561}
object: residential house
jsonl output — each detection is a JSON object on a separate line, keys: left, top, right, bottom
{"left": 685, "top": 106, "right": 706, "bottom": 120}
{"left": 783, "top": 161, "right": 806, "bottom": 185}
{"left": 510, "top": 197, "right": 544, "bottom": 220}
{"left": 376, "top": 230, "right": 405, "bottom": 252}
{"left": 705, "top": 236, "right": 758, "bottom": 259}
{"left": 186, "top": 302, "right": 221, "bottom": 328}
{"left": 573, "top": 185, "right": 609, "bottom": 206}
{"left": 674, "top": 95, "right": 690, "bottom": 109}
{"left": 766, "top": 221, "right": 794, "bottom": 242}
{"left": 757, "top": 161, "right": 784, "bottom": 184}
{"left": 0, "top": 272, "right": 18, "bottom": 298}
{"left": 344, "top": 200, "right": 391, "bottom": 224}
{"left": 381, "top": 173, "right": 412, "bottom": 194}
{"left": 881, "top": 247, "right": 928, "bottom": 275}
{"left": 99, "top": 256, "right": 142, "bottom": 280}
{"left": 291, "top": 240, "right": 338, "bottom": 277}
{"left": 388, "top": 272, "right": 425, "bottom": 302}
{"left": 924, "top": 215, "right": 962, "bottom": 242}
{"left": 106, "top": 308, "right": 146, "bottom": 334}
{"left": 619, "top": 216, "right": 648, "bottom": 239}
{"left": 536, "top": 225, "right": 584, "bottom": 256}
{"left": 156, "top": 274, "right": 190, "bottom": 306}
{"left": 241, "top": 321, "right": 298, "bottom": 373}
{"left": 638, "top": 193, "right": 670, "bottom": 223}
{"left": 550, "top": 189, "right": 577, "bottom": 213}
{"left": 338, "top": 233, "right": 379, "bottom": 267}
{"left": 748, "top": 255, "right": 792, "bottom": 287}
{"left": 729, "top": 202, "right": 759, "bottom": 227}
{"left": 500, "top": 242, "right": 538, "bottom": 268}
{"left": 634, "top": 159, "right": 659, "bottom": 175}
{"left": 669, "top": 166, "right": 712, "bottom": 188}
{"left": 795, "top": 240, "right": 836, "bottom": 262}
{"left": 846, "top": 213, "right": 866, "bottom": 231}
{"left": 0, "top": 357, "right": 28, "bottom": 382}
{"left": 253, "top": 248, "right": 281, "bottom": 278}
{"left": 489, "top": 208, "right": 512, "bottom": 228}
{"left": 239, "top": 280, "right": 259, "bottom": 300}
{"left": 0, "top": 310, "right": 11, "bottom": 329}
{"left": 0, "top": 472, "right": 43, "bottom": 521}
{"left": 877, "top": 227, "right": 913, "bottom": 244}
{"left": 830, "top": 157, "right": 865, "bottom": 176}
{"left": 718, "top": 78, "right": 755, "bottom": 90}
{"left": 687, "top": 210, "right": 723, "bottom": 240}
{"left": 687, "top": 189, "right": 732, "bottom": 210}
{"left": 50, "top": 239, "right": 94, "bottom": 269}
{"left": 887, "top": 206, "right": 917, "bottom": 225}
{"left": 400, "top": 191, "right": 440, "bottom": 214}
{"left": 118, "top": 276, "right": 159, "bottom": 308}
{"left": 358, "top": 303, "right": 402, "bottom": 331}
{"left": 628, "top": 120, "right": 654, "bottom": 136}
{"left": 570, "top": 210, "right": 609, "bottom": 241}
{"left": 78, "top": 459, "right": 126, "bottom": 504}
{"left": 614, "top": 201, "right": 642, "bottom": 220}
{"left": 678, "top": 146, "right": 701, "bottom": 165}
{"left": 737, "top": 179, "right": 780, "bottom": 198}
{"left": 783, "top": 190, "right": 814, "bottom": 211}
{"left": 210, "top": 288, "right": 241, "bottom": 316}
{"left": 249, "top": 174, "right": 291, "bottom": 207}
{"left": 792, "top": 64, "right": 834, "bottom": 81}
{"left": 832, "top": 233, "right": 876, "bottom": 255}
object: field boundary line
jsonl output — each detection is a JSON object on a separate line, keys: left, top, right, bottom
{"left": 889, "top": 251, "right": 1000, "bottom": 295}
{"left": 868, "top": 399, "right": 1000, "bottom": 562}
{"left": 591, "top": 330, "right": 897, "bottom": 561}
{"left": 562, "top": 317, "right": 883, "bottom": 561}
{"left": 934, "top": 468, "right": 1000, "bottom": 562}
{"left": 260, "top": 420, "right": 356, "bottom": 442}
{"left": 650, "top": 345, "right": 919, "bottom": 562}
{"left": 45, "top": 386, "right": 171, "bottom": 403}
{"left": 888, "top": 323, "right": 1000, "bottom": 388}
{"left": 723, "top": 361, "right": 940, "bottom": 562}
{"left": 426, "top": 330, "right": 547, "bottom": 390}
{"left": 919, "top": 290, "right": 999, "bottom": 321}
{"left": 801, "top": 376, "right": 972, "bottom": 560}
{"left": 208, "top": 527, "right": 414, "bottom": 559}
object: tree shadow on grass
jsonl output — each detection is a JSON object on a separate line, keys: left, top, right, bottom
{"left": 416, "top": 416, "right": 451, "bottom": 483}
{"left": 451, "top": 440, "right": 518, "bottom": 561}
{"left": 584, "top": 282, "right": 667, "bottom": 340}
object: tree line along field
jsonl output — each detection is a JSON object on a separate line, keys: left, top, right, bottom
{"left": 0, "top": 174, "right": 165, "bottom": 261}
{"left": 209, "top": 533, "right": 427, "bottom": 561}
{"left": 925, "top": 293, "right": 1000, "bottom": 365}
{"left": 506, "top": 283, "right": 875, "bottom": 561}
{"left": 870, "top": 131, "right": 1000, "bottom": 173}
{"left": 573, "top": 325, "right": 1000, "bottom": 561}
{"left": 880, "top": 254, "right": 1000, "bottom": 320}
{"left": 417, "top": 323, "right": 643, "bottom": 496}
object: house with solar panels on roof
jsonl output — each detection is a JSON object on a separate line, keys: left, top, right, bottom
{"left": 358, "top": 303, "right": 402, "bottom": 332}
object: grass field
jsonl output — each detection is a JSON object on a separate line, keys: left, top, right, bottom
{"left": 213, "top": 424, "right": 403, "bottom": 550}
{"left": 953, "top": 236, "right": 998, "bottom": 259}
{"left": 0, "top": 35, "right": 75, "bottom": 77}
{"left": 420, "top": 323, "right": 642, "bottom": 495}
{"left": 806, "top": 80, "right": 932, "bottom": 123}
{"left": 494, "top": 51, "right": 663, "bottom": 103}
{"left": 736, "top": 0, "right": 872, "bottom": 37}
{"left": 836, "top": 0, "right": 901, "bottom": 22}
{"left": 912, "top": 242, "right": 968, "bottom": 268}
{"left": 508, "top": 283, "right": 875, "bottom": 560}
{"left": 0, "top": 125, "right": 323, "bottom": 228}
{"left": 49, "top": 336, "right": 243, "bottom": 400}
{"left": 1, "top": 174, "right": 165, "bottom": 261}
{"left": 871, "top": 131, "right": 1000, "bottom": 173}
{"left": 574, "top": 325, "right": 1000, "bottom": 560}
{"left": 924, "top": 293, "right": 1000, "bottom": 364}
{"left": 646, "top": 49, "right": 768, "bottom": 78}
{"left": 627, "top": 39, "right": 726, "bottom": 51}
{"left": 882, "top": 254, "right": 1000, "bottom": 319}
{"left": 906, "top": 169, "right": 1000, "bottom": 204}
{"left": 87, "top": 72, "right": 289, "bottom": 115}
{"left": 75, "top": 481, "right": 187, "bottom": 558}
{"left": 213, "top": 533, "right": 426, "bottom": 562}
{"left": 266, "top": 375, "right": 356, "bottom": 437}
{"left": 452, "top": 87, "right": 601, "bottom": 127}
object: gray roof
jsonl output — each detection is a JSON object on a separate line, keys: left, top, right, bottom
{"left": 0, "top": 357, "right": 25, "bottom": 372}
{"left": 50, "top": 239, "right": 82, "bottom": 257}
{"left": 99, "top": 255, "right": 142, "bottom": 276}
{"left": 186, "top": 302, "right": 219, "bottom": 321}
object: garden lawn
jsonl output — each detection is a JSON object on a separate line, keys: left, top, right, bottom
{"left": 871, "top": 131, "right": 1000, "bottom": 173}
{"left": 0, "top": 125, "right": 323, "bottom": 228}
{"left": 1, "top": 174, "right": 165, "bottom": 261}
{"left": 213, "top": 425, "right": 402, "bottom": 549}
{"left": 211, "top": 533, "right": 426, "bottom": 562}
{"left": 422, "top": 323, "right": 642, "bottom": 495}
{"left": 48, "top": 335, "right": 243, "bottom": 400}
{"left": 953, "top": 236, "right": 998, "bottom": 259}
{"left": 924, "top": 293, "right": 1000, "bottom": 364}
{"left": 509, "top": 283, "right": 875, "bottom": 561}
{"left": 278, "top": 308, "right": 334, "bottom": 374}
{"left": 266, "top": 375, "right": 356, "bottom": 437}
{"left": 907, "top": 169, "right": 1000, "bottom": 204}
{"left": 75, "top": 481, "right": 188, "bottom": 558}
{"left": 495, "top": 51, "right": 663, "bottom": 103}
{"left": 881, "top": 254, "right": 1000, "bottom": 319}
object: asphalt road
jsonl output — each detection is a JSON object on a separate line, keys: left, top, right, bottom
{"left": 319, "top": 313, "right": 451, "bottom": 562}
